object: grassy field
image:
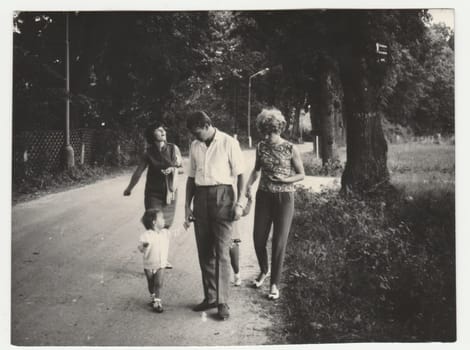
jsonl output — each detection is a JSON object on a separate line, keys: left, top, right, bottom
{"left": 302, "top": 142, "right": 455, "bottom": 191}
{"left": 279, "top": 142, "right": 456, "bottom": 343}
{"left": 388, "top": 143, "right": 454, "bottom": 195}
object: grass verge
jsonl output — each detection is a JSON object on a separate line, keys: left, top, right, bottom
{"left": 277, "top": 186, "right": 455, "bottom": 342}
{"left": 277, "top": 142, "right": 455, "bottom": 342}
{"left": 12, "top": 164, "right": 134, "bottom": 205}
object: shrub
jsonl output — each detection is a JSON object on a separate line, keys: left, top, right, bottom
{"left": 303, "top": 156, "right": 344, "bottom": 177}
{"left": 281, "top": 186, "right": 455, "bottom": 342}
{"left": 92, "top": 129, "right": 144, "bottom": 167}
{"left": 12, "top": 164, "right": 130, "bottom": 204}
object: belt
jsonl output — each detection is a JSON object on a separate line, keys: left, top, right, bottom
{"left": 196, "top": 184, "right": 232, "bottom": 188}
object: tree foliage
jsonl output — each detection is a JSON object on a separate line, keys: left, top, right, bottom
{"left": 13, "top": 10, "right": 454, "bottom": 170}
{"left": 13, "top": 10, "right": 454, "bottom": 149}
{"left": 13, "top": 12, "right": 212, "bottom": 139}
{"left": 381, "top": 23, "right": 454, "bottom": 135}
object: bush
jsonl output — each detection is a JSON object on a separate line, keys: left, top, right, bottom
{"left": 281, "top": 186, "right": 455, "bottom": 342}
{"left": 382, "top": 117, "right": 414, "bottom": 143}
{"left": 303, "top": 155, "right": 344, "bottom": 177}
{"left": 92, "top": 129, "right": 145, "bottom": 167}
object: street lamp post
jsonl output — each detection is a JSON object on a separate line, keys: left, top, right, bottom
{"left": 63, "top": 12, "right": 75, "bottom": 169}
{"left": 247, "top": 68, "right": 269, "bottom": 148}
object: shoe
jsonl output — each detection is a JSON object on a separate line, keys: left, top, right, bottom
{"left": 217, "top": 303, "right": 230, "bottom": 320}
{"left": 253, "top": 270, "right": 270, "bottom": 288}
{"left": 165, "top": 262, "right": 173, "bottom": 269}
{"left": 192, "top": 299, "right": 217, "bottom": 312}
{"left": 268, "top": 285, "right": 280, "bottom": 300}
{"left": 234, "top": 273, "right": 242, "bottom": 286}
{"left": 152, "top": 298, "right": 164, "bottom": 313}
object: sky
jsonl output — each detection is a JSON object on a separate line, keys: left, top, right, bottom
{"left": 428, "top": 8, "right": 454, "bottom": 29}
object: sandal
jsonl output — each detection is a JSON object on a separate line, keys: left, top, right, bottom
{"left": 253, "top": 270, "right": 270, "bottom": 288}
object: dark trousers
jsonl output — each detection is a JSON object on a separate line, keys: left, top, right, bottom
{"left": 253, "top": 190, "right": 295, "bottom": 286}
{"left": 193, "top": 185, "right": 234, "bottom": 304}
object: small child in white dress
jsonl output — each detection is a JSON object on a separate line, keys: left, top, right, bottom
{"left": 138, "top": 208, "right": 172, "bottom": 313}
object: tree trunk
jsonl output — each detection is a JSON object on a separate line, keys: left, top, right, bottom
{"left": 310, "top": 55, "right": 344, "bottom": 166}
{"left": 308, "top": 93, "right": 320, "bottom": 156}
{"left": 281, "top": 102, "right": 292, "bottom": 136}
{"left": 339, "top": 55, "right": 390, "bottom": 194}
{"left": 290, "top": 101, "right": 302, "bottom": 141}
{"left": 318, "top": 67, "right": 338, "bottom": 165}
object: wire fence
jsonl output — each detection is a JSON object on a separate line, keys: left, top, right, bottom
{"left": 13, "top": 128, "right": 145, "bottom": 179}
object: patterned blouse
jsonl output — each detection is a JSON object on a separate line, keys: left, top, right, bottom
{"left": 256, "top": 140, "right": 296, "bottom": 193}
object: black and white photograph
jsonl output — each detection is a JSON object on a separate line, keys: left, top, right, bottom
{"left": 3, "top": 0, "right": 468, "bottom": 348}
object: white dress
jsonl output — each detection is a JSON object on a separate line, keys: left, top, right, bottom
{"left": 138, "top": 229, "right": 170, "bottom": 270}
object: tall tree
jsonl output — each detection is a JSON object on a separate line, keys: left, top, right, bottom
{"left": 316, "top": 55, "right": 343, "bottom": 164}
{"left": 13, "top": 11, "right": 214, "bottom": 142}
{"left": 414, "top": 24, "right": 454, "bottom": 134}
{"left": 236, "top": 10, "right": 346, "bottom": 160}
{"left": 337, "top": 10, "right": 428, "bottom": 193}
{"left": 13, "top": 12, "right": 68, "bottom": 132}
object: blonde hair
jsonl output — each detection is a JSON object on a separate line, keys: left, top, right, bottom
{"left": 256, "top": 108, "right": 286, "bottom": 136}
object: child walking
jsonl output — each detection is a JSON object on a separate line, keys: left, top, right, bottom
{"left": 230, "top": 195, "right": 253, "bottom": 286}
{"left": 138, "top": 208, "right": 171, "bottom": 313}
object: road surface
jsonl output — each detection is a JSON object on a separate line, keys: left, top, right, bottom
{"left": 11, "top": 144, "right": 338, "bottom": 346}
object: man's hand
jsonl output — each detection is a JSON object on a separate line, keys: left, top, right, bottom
{"left": 123, "top": 188, "right": 131, "bottom": 196}
{"left": 185, "top": 206, "right": 195, "bottom": 223}
{"left": 184, "top": 206, "right": 195, "bottom": 230}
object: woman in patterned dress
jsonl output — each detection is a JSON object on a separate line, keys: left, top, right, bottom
{"left": 245, "top": 108, "right": 305, "bottom": 300}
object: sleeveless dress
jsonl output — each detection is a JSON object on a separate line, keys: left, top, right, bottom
{"left": 144, "top": 143, "right": 180, "bottom": 227}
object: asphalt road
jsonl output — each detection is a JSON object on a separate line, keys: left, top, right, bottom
{"left": 11, "top": 144, "right": 338, "bottom": 346}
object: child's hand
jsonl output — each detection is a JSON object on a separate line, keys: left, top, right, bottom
{"left": 183, "top": 221, "right": 191, "bottom": 231}
{"left": 233, "top": 204, "right": 243, "bottom": 221}
{"left": 246, "top": 187, "right": 253, "bottom": 199}
{"left": 138, "top": 242, "right": 148, "bottom": 253}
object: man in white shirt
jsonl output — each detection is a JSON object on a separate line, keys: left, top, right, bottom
{"left": 185, "top": 111, "right": 246, "bottom": 321}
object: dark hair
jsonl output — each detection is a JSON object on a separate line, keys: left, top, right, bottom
{"left": 141, "top": 209, "right": 161, "bottom": 230}
{"left": 186, "top": 111, "right": 212, "bottom": 130}
{"left": 144, "top": 123, "right": 165, "bottom": 144}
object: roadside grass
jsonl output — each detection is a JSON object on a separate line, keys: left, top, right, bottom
{"left": 302, "top": 142, "right": 454, "bottom": 184}
{"left": 12, "top": 164, "right": 134, "bottom": 205}
{"left": 388, "top": 143, "right": 454, "bottom": 195}
{"left": 280, "top": 142, "right": 455, "bottom": 342}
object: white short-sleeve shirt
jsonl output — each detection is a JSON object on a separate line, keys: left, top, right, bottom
{"left": 189, "top": 128, "right": 245, "bottom": 186}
